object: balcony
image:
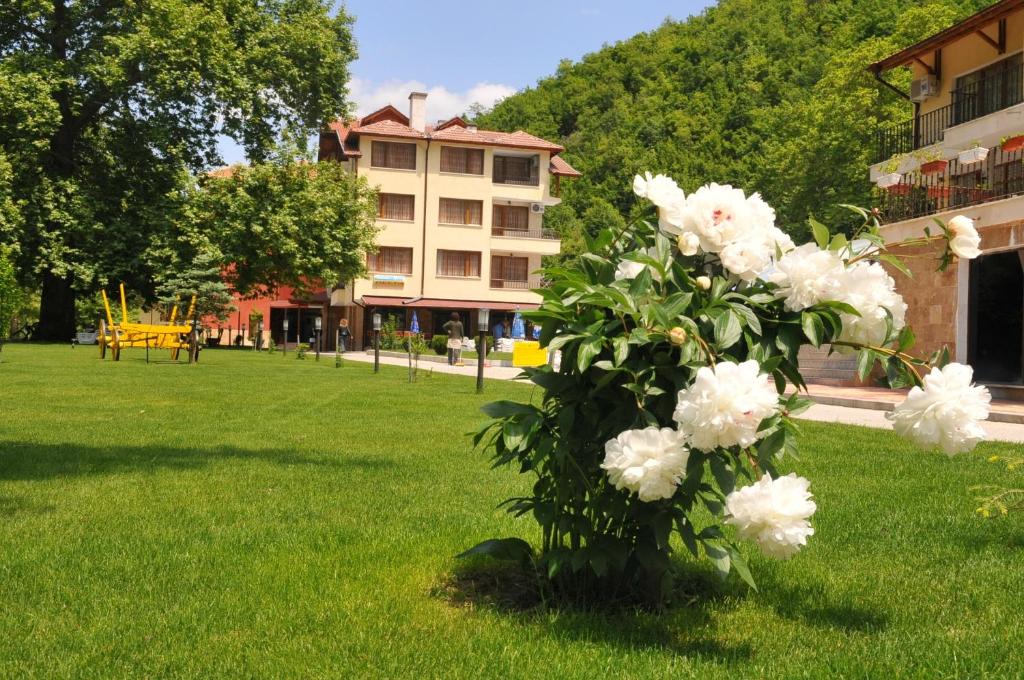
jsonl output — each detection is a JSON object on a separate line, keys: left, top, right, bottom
{"left": 490, "top": 226, "right": 558, "bottom": 240}
{"left": 490, "top": 276, "right": 544, "bottom": 290}
{"left": 874, "top": 62, "right": 1023, "bottom": 163}
{"left": 873, "top": 143, "right": 1024, "bottom": 224}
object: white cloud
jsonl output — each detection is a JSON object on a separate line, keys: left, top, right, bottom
{"left": 348, "top": 78, "right": 516, "bottom": 122}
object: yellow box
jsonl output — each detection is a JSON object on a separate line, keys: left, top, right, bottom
{"left": 512, "top": 340, "right": 548, "bottom": 367}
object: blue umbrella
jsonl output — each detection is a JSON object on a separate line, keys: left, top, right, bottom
{"left": 410, "top": 311, "right": 420, "bottom": 334}
{"left": 511, "top": 311, "right": 525, "bottom": 339}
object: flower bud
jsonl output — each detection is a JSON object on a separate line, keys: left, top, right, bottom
{"left": 696, "top": 275, "right": 711, "bottom": 290}
{"left": 669, "top": 327, "right": 687, "bottom": 345}
{"left": 677, "top": 233, "right": 700, "bottom": 256}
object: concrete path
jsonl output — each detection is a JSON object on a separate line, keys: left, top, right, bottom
{"left": 344, "top": 351, "right": 1024, "bottom": 443}
{"left": 342, "top": 350, "right": 525, "bottom": 380}
{"left": 797, "top": 402, "right": 1024, "bottom": 444}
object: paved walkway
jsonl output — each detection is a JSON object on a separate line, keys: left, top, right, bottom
{"left": 342, "top": 351, "right": 525, "bottom": 380}
{"left": 345, "top": 352, "right": 1024, "bottom": 443}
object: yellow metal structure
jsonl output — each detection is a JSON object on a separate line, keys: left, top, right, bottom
{"left": 98, "top": 285, "right": 198, "bottom": 362}
{"left": 511, "top": 340, "right": 548, "bottom": 368}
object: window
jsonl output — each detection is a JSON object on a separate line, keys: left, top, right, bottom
{"left": 370, "top": 141, "right": 417, "bottom": 170}
{"left": 377, "top": 193, "right": 415, "bottom": 221}
{"left": 953, "top": 53, "right": 1023, "bottom": 124}
{"left": 493, "top": 155, "right": 538, "bottom": 185}
{"left": 491, "top": 255, "right": 530, "bottom": 288}
{"left": 439, "top": 198, "right": 483, "bottom": 225}
{"left": 437, "top": 250, "right": 481, "bottom": 278}
{"left": 440, "top": 146, "right": 484, "bottom": 174}
{"left": 493, "top": 204, "right": 530, "bottom": 233}
{"left": 366, "top": 246, "right": 413, "bottom": 275}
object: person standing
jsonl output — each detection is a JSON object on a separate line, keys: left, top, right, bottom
{"left": 442, "top": 312, "right": 464, "bottom": 366}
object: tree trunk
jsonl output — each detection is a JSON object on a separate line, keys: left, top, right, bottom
{"left": 36, "top": 271, "right": 77, "bottom": 341}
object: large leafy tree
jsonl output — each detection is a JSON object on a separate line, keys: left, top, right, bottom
{"left": 474, "top": 0, "right": 990, "bottom": 241}
{"left": 0, "top": 0, "right": 357, "bottom": 339}
{"left": 164, "top": 158, "right": 379, "bottom": 299}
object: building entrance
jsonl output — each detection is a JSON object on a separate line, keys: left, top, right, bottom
{"left": 968, "top": 249, "right": 1024, "bottom": 383}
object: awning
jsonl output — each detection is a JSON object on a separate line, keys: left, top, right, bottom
{"left": 358, "top": 295, "right": 539, "bottom": 311}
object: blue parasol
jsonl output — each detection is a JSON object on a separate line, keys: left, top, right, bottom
{"left": 410, "top": 311, "right": 420, "bottom": 334}
{"left": 511, "top": 311, "right": 525, "bottom": 339}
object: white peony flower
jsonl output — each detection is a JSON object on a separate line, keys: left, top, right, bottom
{"left": 947, "top": 215, "right": 981, "bottom": 260}
{"left": 676, "top": 182, "right": 751, "bottom": 253}
{"left": 725, "top": 473, "right": 816, "bottom": 559}
{"left": 633, "top": 172, "right": 686, "bottom": 211}
{"left": 602, "top": 427, "right": 690, "bottom": 502}
{"left": 720, "top": 238, "right": 775, "bottom": 282}
{"left": 834, "top": 261, "right": 907, "bottom": 347}
{"left": 614, "top": 248, "right": 660, "bottom": 281}
{"left": 888, "top": 363, "right": 991, "bottom": 455}
{"left": 673, "top": 360, "right": 780, "bottom": 451}
{"left": 695, "top": 275, "right": 711, "bottom": 290}
{"left": 615, "top": 260, "right": 648, "bottom": 281}
{"left": 768, "top": 243, "right": 846, "bottom": 311}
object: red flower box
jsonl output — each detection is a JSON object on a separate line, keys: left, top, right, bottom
{"left": 886, "top": 184, "right": 912, "bottom": 196}
{"left": 920, "top": 159, "right": 948, "bottom": 175}
{"left": 927, "top": 185, "right": 950, "bottom": 199}
{"left": 1002, "top": 135, "right": 1024, "bottom": 153}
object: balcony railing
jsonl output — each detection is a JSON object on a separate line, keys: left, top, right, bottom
{"left": 490, "top": 276, "right": 544, "bottom": 290}
{"left": 490, "top": 226, "right": 559, "bottom": 240}
{"left": 874, "top": 62, "right": 1024, "bottom": 163}
{"left": 872, "top": 143, "right": 1024, "bottom": 223}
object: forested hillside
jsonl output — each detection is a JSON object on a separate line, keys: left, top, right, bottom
{"left": 476, "top": 0, "right": 993, "bottom": 245}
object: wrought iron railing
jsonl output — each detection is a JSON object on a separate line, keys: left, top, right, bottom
{"left": 874, "top": 63, "right": 1024, "bottom": 163}
{"left": 489, "top": 276, "right": 544, "bottom": 290}
{"left": 490, "top": 226, "right": 558, "bottom": 240}
{"left": 872, "top": 143, "right": 1024, "bottom": 223}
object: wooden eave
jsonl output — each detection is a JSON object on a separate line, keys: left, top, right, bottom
{"left": 870, "top": 0, "right": 1024, "bottom": 74}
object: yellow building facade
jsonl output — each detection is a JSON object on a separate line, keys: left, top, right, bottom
{"left": 318, "top": 92, "right": 579, "bottom": 349}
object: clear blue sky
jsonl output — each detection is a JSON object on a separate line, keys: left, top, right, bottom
{"left": 218, "top": 0, "right": 717, "bottom": 164}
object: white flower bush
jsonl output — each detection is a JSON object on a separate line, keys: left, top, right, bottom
{"left": 468, "top": 172, "right": 989, "bottom": 604}
{"left": 889, "top": 363, "right": 991, "bottom": 456}
{"left": 602, "top": 427, "right": 690, "bottom": 501}
{"left": 725, "top": 473, "right": 816, "bottom": 560}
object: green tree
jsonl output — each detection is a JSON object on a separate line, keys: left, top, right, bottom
{"left": 152, "top": 250, "right": 236, "bottom": 323}
{"left": 1, "top": 0, "right": 358, "bottom": 340}
{"left": 176, "top": 158, "right": 379, "bottom": 298}
{"left": 0, "top": 247, "right": 24, "bottom": 350}
{"left": 475, "top": 0, "right": 992, "bottom": 237}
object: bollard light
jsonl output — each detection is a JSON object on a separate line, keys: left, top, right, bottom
{"left": 282, "top": 317, "right": 289, "bottom": 357}
{"left": 372, "top": 312, "right": 382, "bottom": 373}
{"left": 314, "top": 316, "right": 322, "bottom": 361}
{"left": 476, "top": 308, "right": 490, "bottom": 394}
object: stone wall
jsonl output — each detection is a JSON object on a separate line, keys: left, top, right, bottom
{"left": 883, "top": 239, "right": 958, "bottom": 360}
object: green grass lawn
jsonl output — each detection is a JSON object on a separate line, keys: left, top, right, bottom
{"left": 1, "top": 344, "right": 1023, "bottom": 678}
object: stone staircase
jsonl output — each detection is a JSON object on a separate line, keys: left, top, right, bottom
{"left": 797, "top": 345, "right": 862, "bottom": 387}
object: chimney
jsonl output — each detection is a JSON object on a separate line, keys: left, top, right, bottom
{"left": 408, "top": 92, "right": 427, "bottom": 132}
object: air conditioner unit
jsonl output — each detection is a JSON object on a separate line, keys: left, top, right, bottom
{"left": 910, "top": 75, "right": 939, "bottom": 102}
{"left": 530, "top": 202, "right": 545, "bottom": 214}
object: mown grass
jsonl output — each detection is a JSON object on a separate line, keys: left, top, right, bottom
{"left": 1, "top": 344, "right": 1022, "bottom": 678}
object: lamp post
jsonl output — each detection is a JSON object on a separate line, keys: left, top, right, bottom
{"left": 314, "top": 316, "right": 322, "bottom": 361}
{"left": 372, "top": 312, "right": 382, "bottom": 373}
{"left": 476, "top": 308, "right": 489, "bottom": 394}
{"left": 255, "top": 320, "right": 263, "bottom": 351}
{"left": 282, "top": 317, "right": 289, "bottom": 357}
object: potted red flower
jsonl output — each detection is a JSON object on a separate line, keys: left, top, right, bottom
{"left": 1001, "top": 134, "right": 1024, "bottom": 153}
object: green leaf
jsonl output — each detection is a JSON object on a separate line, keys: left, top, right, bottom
{"left": 809, "top": 217, "right": 830, "bottom": 249}
{"left": 714, "top": 309, "right": 742, "bottom": 348}
{"left": 480, "top": 401, "right": 536, "bottom": 418}
{"left": 576, "top": 336, "right": 603, "bottom": 373}
{"left": 710, "top": 456, "right": 736, "bottom": 495}
{"left": 727, "top": 546, "right": 757, "bottom": 590}
{"left": 857, "top": 348, "right": 875, "bottom": 381}
{"left": 611, "top": 336, "right": 630, "bottom": 366}
{"left": 878, "top": 253, "right": 912, "bottom": 278}
{"left": 704, "top": 544, "right": 731, "bottom": 579}
{"left": 800, "top": 311, "right": 824, "bottom": 347}
{"left": 456, "top": 538, "right": 533, "bottom": 564}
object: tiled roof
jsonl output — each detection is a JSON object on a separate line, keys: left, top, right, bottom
{"left": 324, "top": 104, "right": 568, "bottom": 156}
{"left": 549, "top": 155, "right": 581, "bottom": 177}
{"left": 208, "top": 166, "right": 236, "bottom": 178}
